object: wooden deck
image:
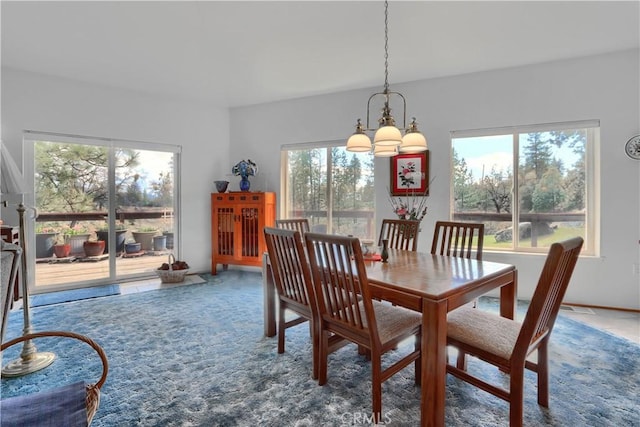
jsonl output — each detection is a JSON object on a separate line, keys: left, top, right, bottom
{"left": 34, "top": 251, "right": 173, "bottom": 290}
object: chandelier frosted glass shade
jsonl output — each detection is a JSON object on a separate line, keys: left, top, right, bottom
{"left": 373, "top": 144, "right": 398, "bottom": 157}
{"left": 400, "top": 130, "right": 428, "bottom": 153}
{"left": 346, "top": 132, "right": 372, "bottom": 152}
{"left": 373, "top": 125, "right": 403, "bottom": 146}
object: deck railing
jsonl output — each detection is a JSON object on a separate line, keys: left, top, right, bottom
{"left": 36, "top": 208, "right": 173, "bottom": 223}
{"left": 453, "top": 212, "right": 585, "bottom": 246}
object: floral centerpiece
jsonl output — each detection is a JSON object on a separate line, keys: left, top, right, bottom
{"left": 388, "top": 190, "right": 428, "bottom": 221}
{"left": 387, "top": 176, "right": 433, "bottom": 223}
{"left": 232, "top": 159, "right": 258, "bottom": 192}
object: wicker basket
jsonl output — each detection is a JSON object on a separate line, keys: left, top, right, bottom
{"left": 156, "top": 254, "right": 189, "bottom": 283}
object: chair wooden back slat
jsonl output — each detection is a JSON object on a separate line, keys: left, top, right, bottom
{"left": 275, "top": 218, "right": 310, "bottom": 236}
{"left": 431, "top": 220, "right": 484, "bottom": 260}
{"left": 378, "top": 219, "right": 420, "bottom": 251}
{"left": 515, "top": 237, "right": 584, "bottom": 357}
{"left": 305, "top": 233, "right": 374, "bottom": 338}
{"left": 264, "top": 227, "right": 314, "bottom": 309}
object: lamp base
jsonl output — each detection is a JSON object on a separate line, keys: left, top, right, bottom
{"left": 1, "top": 351, "right": 56, "bottom": 377}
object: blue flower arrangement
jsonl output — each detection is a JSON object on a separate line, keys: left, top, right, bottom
{"left": 232, "top": 159, "right": 258, "bottom": 178}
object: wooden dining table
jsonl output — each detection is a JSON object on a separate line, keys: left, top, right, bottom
{"left": 262, "top": 249, "right": 518, "bottom": 427}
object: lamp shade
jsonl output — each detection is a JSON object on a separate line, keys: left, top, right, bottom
{"left": 346, "top": 133, "right": 372, "bottom": 152}
{"left": 373, "top": 126, "right": 402, "bottom": 146}
{"left": 373, "top": 144, "right": 398, "bottom": 157}
{"left": 399, "top": 131, "right": 428, "bottom": 153}
{"left": 0, "top": 141, "right": 27, "bottom": 195}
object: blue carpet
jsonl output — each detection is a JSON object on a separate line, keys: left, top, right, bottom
{"left": 2, "top": 271, "right": 638, "bottom": 426}
{"left": 30, "top": 284, "right": 121, "bottom": 307}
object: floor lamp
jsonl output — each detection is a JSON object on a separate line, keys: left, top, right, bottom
{"left": 1, "top": 141, "right": 55, "bottom": 377}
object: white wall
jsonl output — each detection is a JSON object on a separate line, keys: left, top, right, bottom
{"left": 1, "top": 68, "right": 229, "bottom": 273}
{"left": 2, "top": 50, "right": 638, "bottom": 309}
{"left": 231, "top": 49, "right": 640, "bottom": 310}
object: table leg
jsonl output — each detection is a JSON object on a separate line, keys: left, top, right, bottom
{"left": 500, "top": 270, "right": 518, "bottom": 320}
{"left": 422, "top": 298, "right": 447, "bottom": 427}
{"left": 262, "top": 253, "right": 276, "bottom": 337}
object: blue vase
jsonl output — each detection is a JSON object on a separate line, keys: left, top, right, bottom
{"left": 239, "top": 176, "right": 250, "bottom": 192}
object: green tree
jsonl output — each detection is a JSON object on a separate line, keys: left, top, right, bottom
{"left": 123, "top": 174, "right": 143, "bottom": 206}
{"left": 563, "top": 158, "right": 585, "bottom": 211}
{"left": 452, "top": 149, "right": 476, "bottom": 211}
{"left": 532, "top": 167, "right": 565, "bottom": 212}
{"left": 36, "top": 142, "right": 140, "bottom": 212}
{"left": 481, "top": 166, "right": 512, "bottom": 213}
{"left": 150, "top": 171, "right": 173, "bottom": 207}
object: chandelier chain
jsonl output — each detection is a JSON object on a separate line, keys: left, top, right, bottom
{"left": 383, "top": 0, "right": 389, "bottom": 93}
{"left": 345, "top": 0, "right": 427, "bottom": 156}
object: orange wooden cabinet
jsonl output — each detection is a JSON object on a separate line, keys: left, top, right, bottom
{"left": 211, "top": 192, "right": 276, "bottom": 275}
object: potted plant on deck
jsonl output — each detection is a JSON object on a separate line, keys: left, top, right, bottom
{"left": 124, "top": 238, "right": 142, "bottom": 255}
{"left": 52, "top": 234, "right": 71, "bottom": 259}
{"left": 35, "top": 224, "right": 57, "bottom": 259}
{"left": 83, "top": 239, "right": 106, "bottom": 257}
{"left": 132, "top": 227, "right": 158, "bottom": 251}
{"left": 96, "top": 223, "right": 128, "bottom": 254}
{"left": 63, "top": 224, "right": 91, "bottom": 256}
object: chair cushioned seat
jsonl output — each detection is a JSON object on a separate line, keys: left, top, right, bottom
{"left": 366, "top": 300, "right": 422, "bottom": 344}
{"left": 1, "top": 381, "right": 88, "bottom": 427}
{"left": 447, "top": 306, "right": 521, "bottom": 360}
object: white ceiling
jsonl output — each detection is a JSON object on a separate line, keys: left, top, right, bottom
{"left": 2, "top": 1, "right": 639, "bottom": 108}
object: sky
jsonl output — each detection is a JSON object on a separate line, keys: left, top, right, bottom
{"left": 453, "top": 134, "right": 581, "bottom": 183}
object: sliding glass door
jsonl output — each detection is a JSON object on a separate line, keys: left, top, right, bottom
{"left": 24, "top": 132, "right": 181, "bottom": 292}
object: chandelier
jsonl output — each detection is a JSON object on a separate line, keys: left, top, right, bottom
{"left": 346, "top": 0, "right": 427, "bottom": 157}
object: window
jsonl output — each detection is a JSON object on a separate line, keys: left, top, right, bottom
{"left": 281, "top": 141, "right": 375, "bottom": 239}
{"left": 24, "top": 131, "right": 181, "bottom": 290}
{"left": 451, "top": 120, "right": 598, "bottom": 255}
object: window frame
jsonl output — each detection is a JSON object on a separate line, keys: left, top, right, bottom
{"left": 450, "top": 120, "right": 599, "bottom": 256}
{"left": 280, "top": 140, "right": 376, "bottom": 239}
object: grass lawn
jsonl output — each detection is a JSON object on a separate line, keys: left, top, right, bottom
{"left": 485, "top": 226, "right": 584, "bottom": 250}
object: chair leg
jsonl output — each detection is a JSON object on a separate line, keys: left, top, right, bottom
{"left": 371, "top": 356, "right": 383, "bottom": 423}
{"left": 414, "top": 333, "right": 421, "bottom": 385}
{"left": 317, "top": 331, "right": 329, "bottom": 386}
{"left": 311, "top": 321, "right": 319, "bottom": 380}
{"left": 537, "top": 340, "right": 549, "bottom": 407}
{"left": 277, "top": 308, "right": 286, "bottom": 354}
{"left": 509, "top": 365, "right": 525, "bottom": 427}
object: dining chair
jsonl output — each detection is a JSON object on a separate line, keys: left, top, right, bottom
{"left": 304, "top": 232, "right": 422, "bottom": 423}
{"left": 431, "top": 220, "right": 484, "bottom": 260}
{"left": 378, "top": 219, "right": 420, "bottom": 251}
{"left": 446, "top": 237, "right": 584, "bottom": 427}
{"left": 275, "top": 218, "right": 310, "bottom": 236}
{"left": 431, "top": 220, "right": 485, "bottom": 315}
{"left": 263, "top": 227, "right": 347, "bottom": 379}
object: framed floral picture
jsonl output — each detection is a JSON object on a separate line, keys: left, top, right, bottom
{"left": 390, "top": 151, "right": 429, "bottom": 196}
